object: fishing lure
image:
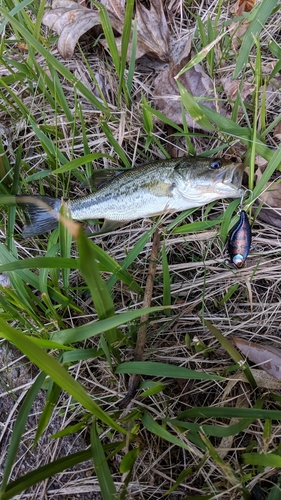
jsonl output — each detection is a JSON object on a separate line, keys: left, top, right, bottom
{"left": 228, "top": 209, "right": 251, "bottom": 268}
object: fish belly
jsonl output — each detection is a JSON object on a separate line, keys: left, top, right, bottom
{"left": 71, "top": 191, "right": 191, "bottom": 222}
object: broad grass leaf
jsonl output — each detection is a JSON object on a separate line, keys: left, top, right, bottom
{"left": 0, "top": 319, "right": 126, "bottom": 433}
{"left": 177, "top": 407, "right": 281, "bottom": 420}
{"left": 90, "top": 420, "right": 117, "bottom": 498}
{"left": 119, "top": 448, "right": 141, "bottom": 473}
{"left": 232, "top": 336, "right": 281, "bottom": 381}
{"left": 233, "top": 0, "right": 279, "bottom": 78}
{"left": 115, "top": 361, "right": 223, "bottom": 381}
{"left": 173, "top": 218, "right": 220, "bottom": 234}
{"left": 1, "top": 449, "right": 93, "bottom": 500}
{"left": 0, "top": 372, "right": 46, "bottom": 493}
{"left": 142, "top": 413, "right": 189, "bottom": 450}
{"left": 229, "top": 0, "right": 256, "bottom": 51}
{"left": 51, "top": 307, "right": 164, "bottom": 344}
{"left": 34, "top": 381, "right": 62, "bottom": 447}
{"left": 242, "top": 453, "right": 281, "bottom": 467}
{"left": 76, "top": 228, "right": 117, "bottom": 343}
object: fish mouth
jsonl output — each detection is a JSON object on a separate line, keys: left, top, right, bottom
{"left": 221, "top": 162, "right": 244, "bottom": 195}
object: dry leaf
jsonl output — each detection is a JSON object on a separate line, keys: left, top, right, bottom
{"left": 43, "top": 1, "right": 107, "bottom": 59}
{"left": 230, "top": 0, "right": 256, "bottom": 50}
{"left": 232, "top": 336, "right": 281, "bottom": 381}
{"left": 221, "top": 77, "right": 255, "bottom": 103}
{"left": 234, "top": 0, "right": 256, "bottom": 16}
{"left": 135, "top": 0, "right": 169, "bottom": 60}
{"left": 43, "top": 0, "right": 169, "bottom": 61}
{"left": 235, "top": 368, "right": 281, "bottom": 390}
{"left": 100, "top": 0, "right": 170, "bottom": 61}
{"left": 153, "top": 39, "right": 221, "bottom": 131}
{"left": 256, "top": 180, "right": 281, "bottom": 228}
{"left": 273, "top": 121, "right": 281, "bottom": 141}
{"left": 255, "top": 156, "right": 268, "bottom": 169}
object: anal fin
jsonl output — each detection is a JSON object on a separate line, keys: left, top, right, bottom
{"left": 100, "top": 219, "right": 128, "bottom": 233}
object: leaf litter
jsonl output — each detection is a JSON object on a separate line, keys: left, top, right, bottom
{"left": 43, "top": 0, "right": 221, "bottom": 129}
{"left": 43, "top": 0, "right": 169, "bottom": 61}
{"left": 2, "top": 0, "right": 281, "bottom": 498}
{"left": 232, "top": 336, "right": 281, "bottom": 381}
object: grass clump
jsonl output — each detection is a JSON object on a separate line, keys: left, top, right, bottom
{"left": 1, "top": 1, "right": 281, "bottom": 499}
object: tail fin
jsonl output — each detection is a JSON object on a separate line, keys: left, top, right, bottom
{"left": 17, "top": 195, "right": 62, "bottom": 238}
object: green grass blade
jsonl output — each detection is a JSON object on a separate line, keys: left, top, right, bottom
{"left": 101, "top": 120, "right": 131, "bottom": 167}
{"left": 0, "top": 319, "right": 126, "bottom": 433}
{"left": 173, "top": 218, "right": 221, "bottom": 234}
{"left": 93, "top": 1, "right": 120, "bottom": 75}
{"left": 51, "top": 306, "right": 164, "bottom": 344}
{"left": 106, "top": 224, "right": 157, "bottom": 291}
{"left": 0, "top": 0, "right": 34, "bottom": 34}
{"left": 177, "top": 407, "right": 281, "bottom": 420}
{"left": 119, "top": 0, "right": 134, "bottom": 105}
{"left": 233, "top": 0, "right": 279, "bottom": 78}
{"left": 142, "top": 413, "right": 189, "bottom": 450}
{"left": 203, "top": 319, "right": 257, "bottom": 388}
{"left": 115, "top": 361, "right": 223, "bottom": 381}
{"left": 90, "top": 420, "right": 117, "bottom": 498}
{"left": 252, "top": 146, "right": 281, "bottom": 199}
{"left": 175, "top": 32, "right": 225, "bottom": 77}
{"left": 1, "top": 449, "right": 93, "bottom": 500}
{"left": 242, "top": 453, "right": 281, "bottom": 467}
{"left": 59, "top": 204, "right": 72, "bottom": 290}
{"left": 177, "top": 81, "right": 214, "bottom": 131}
{"left": 34, "top": 381, "right": 62, "bottom": 447}
{"left": 52, "top": 153, "right": 113, "bottom": 175}
{"left": 0, "top": 7, "right": 111, "bottom": 115}
{"left": 77, "top": 228, "right": 117, "bottom": 343}
{"left": 0, "top": 371, "right": 46, "bottom": 492}
{"left": 127, "top": 19, "right": 138, "bottom": 96}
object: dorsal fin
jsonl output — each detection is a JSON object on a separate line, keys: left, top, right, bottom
{"left": 82, "top": 169, "right": 127, "bottom": 191}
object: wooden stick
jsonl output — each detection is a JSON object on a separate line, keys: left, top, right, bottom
{"left": 118, "top": 228, "right": 161, "bottom": 408}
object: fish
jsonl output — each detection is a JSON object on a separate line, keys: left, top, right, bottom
{"left": 18, "top": 156, "right": 244, "bottom": 238}
{"left": 228, "top": 210, "right": 251, "bottom": 268}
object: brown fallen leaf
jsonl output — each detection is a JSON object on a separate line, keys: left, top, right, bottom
{"left": 273, "top": 121, "right": 281, "bottom": 141}
{"left": 153, "top": 38, "right": 221, "bottom": 131}
{"left": 135, "top": 0, "right": 169, "bottom": 61}
{"left": 43, "top": 0, "right": 169, "bottom": 61}
{"left": 232, "top": 336, "right": 281, "bottom": 381}
{"left": 256, "top": 180, "right": 281, "bottom": 228}
{"left": 221, "top": 77, "right": 255, "bottom": 103}
{"left": 230, "top": 0, "right": 256, "bottom": 51}
{"left": 234, "top": 0, "right": 256, "bottom": 15}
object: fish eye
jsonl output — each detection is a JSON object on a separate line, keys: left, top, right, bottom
{"left": 210, "top": 160, "right": 222, "bottom": 169}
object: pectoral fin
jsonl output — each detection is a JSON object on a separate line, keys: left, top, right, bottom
{"left": 143, "top": 181, "right": 174, "bottom": 197}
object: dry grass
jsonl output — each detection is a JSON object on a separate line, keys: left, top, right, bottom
{"left": 1, "top": 0, "right": 281, "bottom": 499}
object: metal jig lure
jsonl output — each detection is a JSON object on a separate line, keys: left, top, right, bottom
{"left": 228, "top": 191, "right": 252, "bottom": 268}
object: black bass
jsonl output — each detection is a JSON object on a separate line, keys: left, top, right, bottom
{"left": 19, "top": 157, "right": 244, "bottom": 238}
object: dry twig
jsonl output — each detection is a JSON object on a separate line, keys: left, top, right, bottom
{"left": 118, "top": 228, "right": 161, "bottom": 408}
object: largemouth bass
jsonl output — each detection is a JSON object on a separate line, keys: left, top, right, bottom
{"left": 19, "top": 157, "right": 244, "bottom": 237}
